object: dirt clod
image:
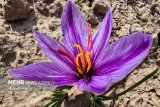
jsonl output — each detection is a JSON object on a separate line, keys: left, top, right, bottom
{"left": 4, "top": 0, "right": 32, "bottom": 21}
{"left": 92, "top": 0, "right": 110, "bottom": 15}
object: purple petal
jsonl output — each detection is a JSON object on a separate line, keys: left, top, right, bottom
{"left": 94, "top": 32, "right": 152, "bottom": 83}
{"left": 33, "top": 30, "right": 75, "bottom": 69}
{"left": 9, "top": 62, "right": 78, "bottom": 86}
{"left": 77, "top": 76, "right": 111, "bottom": 94}
{"left": 92, "top": 9, "right": 112, "bottom": 61}
{"left": 61, "top": 0, "right": 88, "bottom": 55}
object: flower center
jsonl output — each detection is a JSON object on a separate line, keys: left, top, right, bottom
{"left": 74, "top": 23, "right": 93, "bottom": 75}
{"left": 74, "top": 44, "right": 92, "bottom": 75}
{"left": 57, "top": 23, "right": 93, "bottom": 77}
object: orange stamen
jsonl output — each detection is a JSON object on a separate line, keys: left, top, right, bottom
{"left": 75, "top": 53, "right": 83, "bottom": 74}
{"left": 74, "top": 44, "right": 84, "bottom": 54}
{"left": 74, "top": 44, "right": 92, "bottom": 74}
{"left": 74, "top": 44, "right": 86, "bottom": 69}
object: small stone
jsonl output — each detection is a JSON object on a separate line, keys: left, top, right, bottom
{"left": 87, "top": 12, "right": 99, "bottom": 25}
{"left": 139, "top": 14, "right": 149, "bottom": 22}
{"left": 92, "top": 0, "right": 110, "bottom": 15}
{"left": 155, "top": 88, "right": 160, "bottom": 96}
{"left": 151, "top": 4, "right": 160, "bottom": 15}
{"left": 4, "top": 0, "right": 32, "bottom": 21}
{"left": 129, "top": 93, "right": 141, "bottom": 106}
{"left": 156, "top": 59, "right": 160, "bottom": 66}
{"left": 49, "top": 1, "right": 63, "bottom": 17}
{"left": 4, "top": 24, "right": 10, "bottom": 31}
{"left": 49, "top": 20, "right": 60, "bottom": 31}
{"left": 149, "top": 93, "right": 160, "bottom": 106}
{"left": 1, "top": 51, "right": 16, "bottom": 65}
{"left": 150, "top": 52, "right": 158, "bottom": 59}
{"left": 153, "top": 79, "right": 160, "bottom": 89}
{"left": 64, "top": 89, "right": 91, "bottom": 107}
{"left": 36, "top": 2, "right": 49, "bottom": 16}
{"left": 115, "top": 24, "right": 131, "bottom": 37}
{"left": 131, "top": 23, "right": 143, "bottom": 32}
{"left": 143, "top": 27, "right": 154, "bottom": 34}
{"left": 145, "top": 79, "right": 154, "bottom": 92}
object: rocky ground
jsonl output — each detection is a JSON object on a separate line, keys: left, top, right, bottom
{"left": 0, "top": 0, "right": 160, "bottom": 107}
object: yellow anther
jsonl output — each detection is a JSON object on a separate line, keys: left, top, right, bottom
{"left": 86, "top": 52, "right": 91, "bottom": 73}
{"left": 74, "top": 44, "right": 84, "bottom": 54}
{"left": 75, "top": 53, "right": 83, "bottom": 74}
{"left": 74, "top": 44, "right": 86, "bottom": 69}
{"left": 74, "top": 44, "right": 92, "bottom": 75}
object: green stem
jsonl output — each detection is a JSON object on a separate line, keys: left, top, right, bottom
{"left": 44, "top": 101, "right": 53, "bottom": 107}
{"left": 100, "top": 67, "right": 159, "bottom": 100}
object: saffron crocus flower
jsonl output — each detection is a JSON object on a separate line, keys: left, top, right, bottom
{"left": 9, "top": 0, "right": 152, "bottom": 94}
